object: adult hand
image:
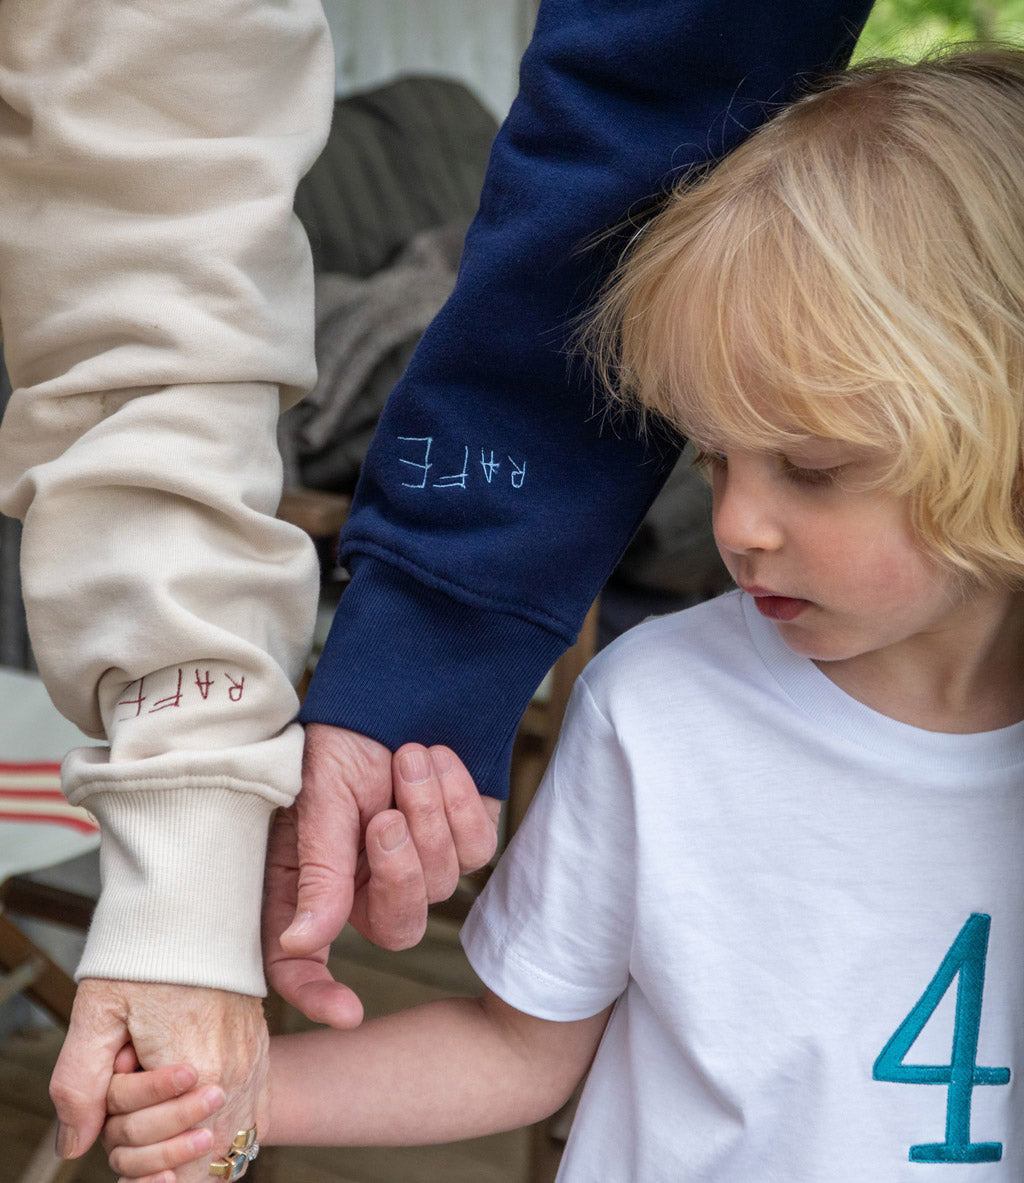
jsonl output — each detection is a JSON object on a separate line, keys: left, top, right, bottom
{"left": 264, "top": 725, "right": 500, "bottom": 1027}
{"left": 51, "top": 979, "right": 267, "bottom": 1183}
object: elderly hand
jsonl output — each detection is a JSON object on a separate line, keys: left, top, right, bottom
{"left": 52, "top": 979, "right": 267, "bottom": 1183}
{"left": 263, "top": 725, "right": 500, "bottom": 1027}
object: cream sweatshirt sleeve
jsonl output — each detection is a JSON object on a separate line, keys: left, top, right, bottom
{"left": 0, "top": 0, "right": 335, "bottom": 995}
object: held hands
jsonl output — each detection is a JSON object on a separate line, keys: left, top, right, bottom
{"left": 77, "top": 729, "right": 496, "bottom": 1180}
{"left": 98, "top": 731, "right": 499, "bottom": 1181}
{"left": 51, "top": 981, "right": 267, "bottom": 1183}
{"left": 263, "top": 726, "right": 500, "bottom": 1027}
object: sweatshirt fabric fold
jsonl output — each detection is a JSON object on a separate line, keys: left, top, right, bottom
{"left": 0, "top": 0, "right": 335, "bottom": 994}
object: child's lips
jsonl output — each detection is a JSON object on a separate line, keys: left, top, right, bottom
{"left": 753, "top": 595, "right": 808, "bottom": 622}
{"left": 740, "top": 583, "right": 811, "bottom": 622}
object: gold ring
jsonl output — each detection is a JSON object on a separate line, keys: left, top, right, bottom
{"left": 209, "top": 1128, "right": 259, "bottom": 1180}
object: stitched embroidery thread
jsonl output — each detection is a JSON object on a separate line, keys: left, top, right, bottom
{"left": 873, "top": 914, "right": 1010, "bottom": 1163}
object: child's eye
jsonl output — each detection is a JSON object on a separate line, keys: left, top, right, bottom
{"left": 781, "top": 458, "right": 843, "bottom": 487}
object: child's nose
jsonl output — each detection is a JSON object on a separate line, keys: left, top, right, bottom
{"left": 712, "top": 467, "right": 784, "bottom": 556}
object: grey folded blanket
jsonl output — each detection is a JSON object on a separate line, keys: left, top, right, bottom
{"left": 280, "top": 220, "right": 466, "bottom": 492}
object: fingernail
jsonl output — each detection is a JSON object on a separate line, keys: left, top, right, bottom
{"left": 172, "top": 1066, "right": 195, "bottom": 1092}
{"left": 430, "top": 747, "right": 454, "bottom": 775}
{"left": 55, "top": 1124, "right": 76, "bottom": 1159}
{"left": 399, "top": 749, "right": 430, "bottom": 783}
{"left": 202, "top": 1086, "right": 226, "bottom": 1112}
{"left": 190, "top": 1126, "right": 214, "bottom": 1154}
{"left": 379, "top": 818, "right": 408, "bottom": 851}
{"left": 283, "top": 910, "right": 314, "bottom": 941}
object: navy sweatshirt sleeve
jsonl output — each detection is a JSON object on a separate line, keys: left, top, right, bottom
{"left": 300, "top": 0, "right": 874, "bottom": 799}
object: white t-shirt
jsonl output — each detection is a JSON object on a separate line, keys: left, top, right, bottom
{"left": 461, "top": 590, "right": 1024, "bottom": 1181}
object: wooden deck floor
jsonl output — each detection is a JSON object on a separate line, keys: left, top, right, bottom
{"left": 1, "top": 915, "right": 555, "bottom": 1183}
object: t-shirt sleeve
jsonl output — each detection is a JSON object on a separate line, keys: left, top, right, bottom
{"left": 461, "top": 676, "right": 636, "bottom": 1020}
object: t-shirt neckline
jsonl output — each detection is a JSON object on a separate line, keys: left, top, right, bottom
{"left": 739, "top": 590, "right": 1024, "bottom": 773}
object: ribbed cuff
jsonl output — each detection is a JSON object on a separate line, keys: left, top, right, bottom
{"left": 64, "top": 727, "right": 305, "bottom": 995}
{"left": 300, "top": 557, "right": 570, "bottom": 799}
{"left": 74, "top": 783, "right": 274, "bottom": 995}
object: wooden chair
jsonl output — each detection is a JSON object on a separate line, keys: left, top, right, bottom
{"left": 0, "top": 880, "right": 94, "bottom": 1183}
{"left": 0, "top": 665, "right": 100, "bottom": 1183}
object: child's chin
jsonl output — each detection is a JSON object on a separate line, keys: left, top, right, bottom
{"left": 776, "top": 625, "right": 855, "bottom": 665}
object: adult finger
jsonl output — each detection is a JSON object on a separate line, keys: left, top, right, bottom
{"left": 349, "top": 810, "right": 429, "bottom": 950}
{"left": 430, "top": 745, "right": 501, "bottom": 873}
{"left": 51, "top": 979, "right": 135, "bottom": 1160}
{"left": 263, "top": 808, "right": 364, "bottom": 1028}
{"left": 277, "top": 725, "right": 392, "bottom": 957}
{"left": 392, "top": 744, "right": 461, "bottom": 902}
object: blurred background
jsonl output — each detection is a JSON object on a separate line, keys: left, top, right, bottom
{"left": 5, "top": 4, "right": 1024, "bottom": 1183}
{"left": 856, "top": 0, "right": 1024, "bottom": 56}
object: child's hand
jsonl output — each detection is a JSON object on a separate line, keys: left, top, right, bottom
{"left": 102, "top": 1046, "right": 226, "bottom": 1183}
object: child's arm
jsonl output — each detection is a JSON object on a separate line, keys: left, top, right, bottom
{"left": 104, "top": 989, "right": 611, "bottom": 1178}
{"left": 268, "top": 989, "right": 611, "bottom": 1146}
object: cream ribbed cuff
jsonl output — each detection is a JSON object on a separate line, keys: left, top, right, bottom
{"left": 66, "top": 727, "right": 303, "bottom": 995}
{"left": 75, "top": 784, "right": 274, "bottom": 995}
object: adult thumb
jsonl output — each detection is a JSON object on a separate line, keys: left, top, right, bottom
{"left": 50, "top": 979, "right": 129, "bottom": 1158}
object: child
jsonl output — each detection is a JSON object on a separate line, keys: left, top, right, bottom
{"left": 103, "top": 47, "right": 1024, "bottom": 1182}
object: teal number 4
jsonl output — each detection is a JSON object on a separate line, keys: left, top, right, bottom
{"left": 873, "top": 914, "right": 1010, "bottom": 1163}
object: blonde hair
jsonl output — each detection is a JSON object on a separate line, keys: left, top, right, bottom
{"left": 586, "top": 46, "right": 1024, "bottom": 585}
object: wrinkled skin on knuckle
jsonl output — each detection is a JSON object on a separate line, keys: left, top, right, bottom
{"left": 401, "top": 782, "right": 442, "bottom": 825}
{"left": 443, "top": 790, "right": 500, "bottom": 871}
{"left": 292, "top": 856, "right": 339, "bottom": 894}
{"left": 299, "top": 723, "right": 394, "bottom": 837}
{"left": 302, "top": 727, "right": 391, "bottom": 812}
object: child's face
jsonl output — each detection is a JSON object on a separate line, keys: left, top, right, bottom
{"left": 709, "top": 438, "right": 1005, "bottom": 675}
